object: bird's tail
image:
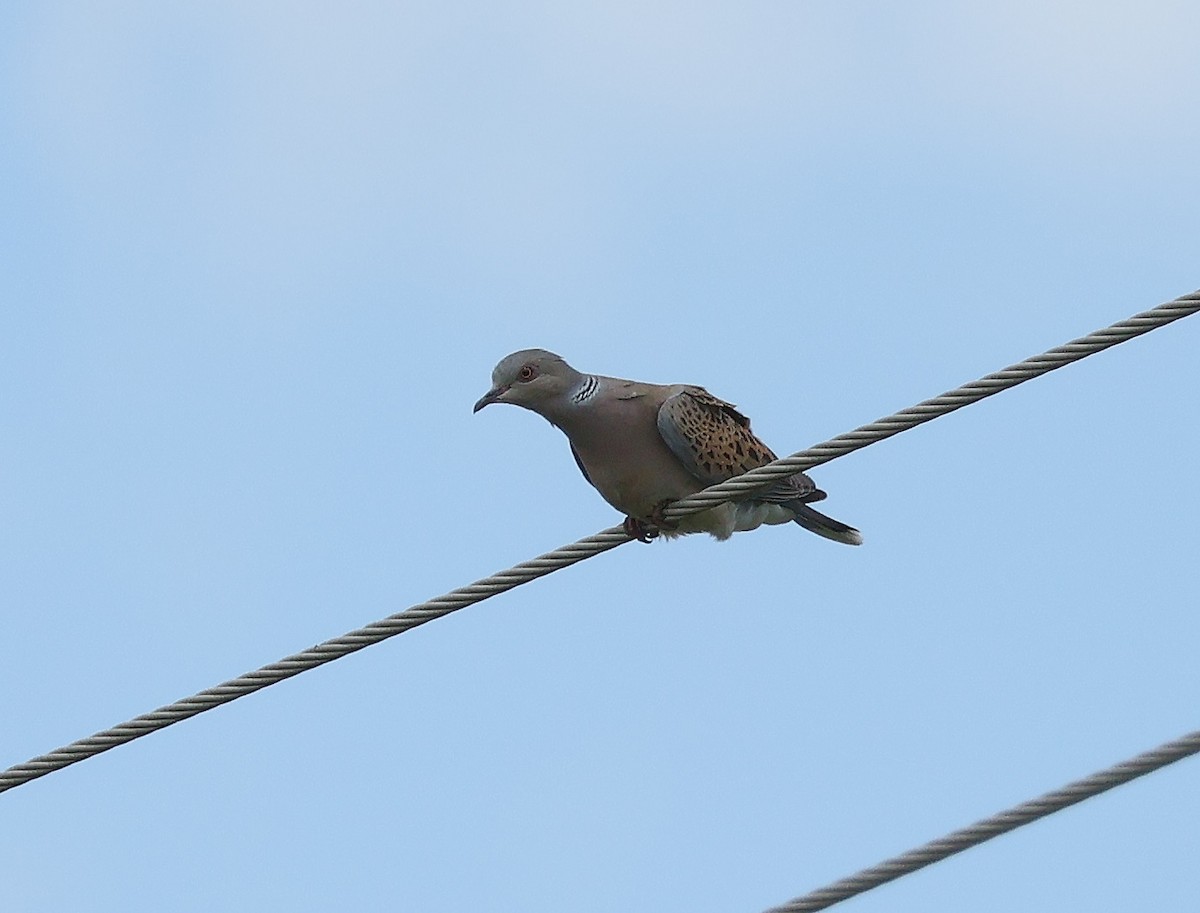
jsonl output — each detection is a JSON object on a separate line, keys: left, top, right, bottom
{"left": 790, "top": 503, "right": 863, "bottom": 546}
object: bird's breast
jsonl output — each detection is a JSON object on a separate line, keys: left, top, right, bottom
{"left": 564, "top": 407, "right": 701, "bottom": 518}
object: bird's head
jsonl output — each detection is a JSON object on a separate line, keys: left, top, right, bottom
{"left": 473, "top": 349, "right": 583, "bottom": 416}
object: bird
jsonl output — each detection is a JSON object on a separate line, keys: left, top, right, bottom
{"left": 473, "top": 349, "right": 862, "bottom": 545}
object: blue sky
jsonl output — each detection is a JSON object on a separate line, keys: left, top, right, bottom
{"left": 2, "top": 3, "right": 1198, "bottom": 911}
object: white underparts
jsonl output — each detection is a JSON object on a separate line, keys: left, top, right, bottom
{"left": 661, "top": 501, "right": 797, "bottom": 541}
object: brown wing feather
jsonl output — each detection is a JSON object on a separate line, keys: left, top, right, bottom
{"left": 657, "top": 388, "right": 822, "bottom": 502}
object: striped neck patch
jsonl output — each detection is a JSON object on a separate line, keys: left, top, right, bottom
{"left": 571, "top": 375, "right": 599, "bottom": 404}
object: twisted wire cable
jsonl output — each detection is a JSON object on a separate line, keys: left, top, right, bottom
{"left": 1, "top": 289, "right": 1197, "bottom": 795}
{"left": 664, "top": 289, "right": 1200, "bottom": 520}
{"left": 763, "top": 728, "right": 1200, "bottom": 913}
{"left": 0, "top": 529, "right": 630, "bottom": 793}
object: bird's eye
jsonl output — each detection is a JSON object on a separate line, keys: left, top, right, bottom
{"left": 517, "top": 364, "right": 538, "bottom": 382}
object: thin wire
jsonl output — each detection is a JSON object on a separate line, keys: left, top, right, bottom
{"left": 0, "top": 529, "right": 630, "bottom": 792}
{"left": 1, "top": 289, "right": 1197, "bottom": 795}
{"left": 763, "top": 729, "right": 1200, "bottom": 912}
{"left": 663, "top": 290, "right": 1200, "bottom": 520}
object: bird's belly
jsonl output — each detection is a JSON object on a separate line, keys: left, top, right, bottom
{"left": 577, "top": 446, "right": 701, "bottom": 519}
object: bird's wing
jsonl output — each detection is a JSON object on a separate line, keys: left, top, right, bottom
{"left": 569, "top": 442, "right": 593, "bottom": 487}
{"left": 656, "top": 387, "right": 821, "bottom": 502}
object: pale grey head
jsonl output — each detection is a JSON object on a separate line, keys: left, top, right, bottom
{"left": 473, "top": 349, "right": 585, "bottom": 417}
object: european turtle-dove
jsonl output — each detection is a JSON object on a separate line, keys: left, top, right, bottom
{"left": 474, "top": 349, "right": 862, "bottom": 545}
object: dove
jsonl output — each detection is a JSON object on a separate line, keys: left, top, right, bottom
{"left": 473, "top": 349, "right": 861, "bottom": 545}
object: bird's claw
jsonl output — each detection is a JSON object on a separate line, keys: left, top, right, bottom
{"left": 623, "top": 501, "right": 679, "bottom": 543}
{"left": 623, "top": 516, "right": 659, "bottom": 543}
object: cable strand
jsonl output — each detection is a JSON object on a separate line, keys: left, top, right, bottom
{"left": 663, "top": 292, "right": 1200, "bottom": 518}
{"left": 763, "top": 729, "right": 1200, "bottom": 912}
{"left": 1, "top": 290, "right": 1196, "bottom": 796}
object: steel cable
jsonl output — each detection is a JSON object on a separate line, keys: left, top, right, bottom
{"left": 1, "top": 289, "right": 1196, "bottom": 795}
{"left": 763, "top": 728, "right": 1200, "bottom": 912}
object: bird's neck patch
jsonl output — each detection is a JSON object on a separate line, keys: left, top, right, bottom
{"left": 571, "top": 375, "right": 599, "bottom": 405}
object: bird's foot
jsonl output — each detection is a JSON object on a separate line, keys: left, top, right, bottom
{"left": 623, "top": 515, "right": 659, "bottom": 543}
{"left": 622, "top": 502, "right": 679, "bottom": 542}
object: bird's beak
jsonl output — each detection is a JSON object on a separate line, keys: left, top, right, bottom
{"left": 473, "top": 384, "right": 510, "bottom": 413}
